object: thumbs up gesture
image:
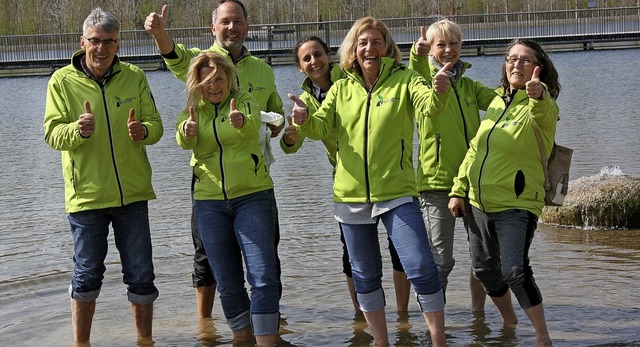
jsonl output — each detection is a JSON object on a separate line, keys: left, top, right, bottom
{"left": 184, "top": 106, "right": 198, "bottom": 138}
{"left": 228, "top": 98, "right": 244, "bottom": 129}
{"left": 433, "top": 61, "right": 454, "bottom": 94}
{"left": 144, "top": 4, "right": 168, "bottom": 36}
{"left": 127, "top": 108, "right": 145, "bottom": 141}
{"left": 414, "top": 26, "right": 430, "bottom": 56}
{"left": 526, "top": 66, "right": 543, "bottom": 99}
{"left": 282, "top": 115, "right": 300, "bottom": 146}
{"left": 78, "top": 101, "right": 96, "bottom": 138}
{"left": 288, "top": 93, "right": 308, "bottom": 125}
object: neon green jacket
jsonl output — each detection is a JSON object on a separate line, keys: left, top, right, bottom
{"left": 176, "top": 91, "right": 273, "bottom": 200}
{"left": 163, "top": 42, "right": 284, "bottom": 116}
{"left": 451, "top": 87, "right": 559, "bottom": 216}
{"left": 409, "top": 46, "right": 497, "bottom": 192}
{"left": 280, "top": 63, "right": 345, "bottom": 169}
{"left": 300, "top": 57, "right": 450, "bottom": 203}
{"left": 44, "top": 52, "right": 163, "bottom": 213}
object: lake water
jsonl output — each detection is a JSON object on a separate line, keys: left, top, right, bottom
{"left": 1, "top": 48, "right": 639, "bottom": 347}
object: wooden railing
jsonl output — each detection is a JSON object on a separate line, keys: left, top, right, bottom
{"left": 1, "top": 7, "right": 639, "bottom": 70}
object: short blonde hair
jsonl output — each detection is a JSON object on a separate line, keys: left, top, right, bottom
{"left": 186, "top": 52, "right": 239, "bottom": 107}
{"left": 426, "top": 19, "right": 463, "bottom": 44}
{"left": 338, "top": 17, "right": 402, "bottom": 71}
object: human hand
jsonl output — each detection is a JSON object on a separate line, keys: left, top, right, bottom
{"left": 526, "top": 66, "right": 543, "bottom": 99}
{"left": 448, "top": 197, "right": 467, "bottom": 217}
{"left": 433, "top": 61, "right": 454, "bottom": 94}
{"left": 228, "top": 98, "right": 244, "bottom": 129}
{"left": 288, "top": 93, "right": 308, "bottom": 125}
{"left": 78, "top": 101, "right": 96, "bottom": 138}
{"left": 282, "top": 116, "right": 300, "bottom": 145}
{"left": 184, "top": 106, "right": 198, "bottom": 139}
{"left": 128, "top": 109, "right": 145, "bottom": 141}
{"left": 144, "top": 4, "right": 168, "bottom": 36}
{"left": 415, "top": 26, "right": 430, "bottom": 56}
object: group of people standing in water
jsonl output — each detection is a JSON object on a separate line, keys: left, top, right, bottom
{"left": 44, "top": 0, "right": 560, "bottom": 346}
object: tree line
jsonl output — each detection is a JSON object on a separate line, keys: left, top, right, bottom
{"left": 0, "top": 0, "right": 636, "bottom": 35}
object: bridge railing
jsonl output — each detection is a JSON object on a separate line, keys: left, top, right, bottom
{"left": 1, "top": 7, "right": 639, "bottom": 68}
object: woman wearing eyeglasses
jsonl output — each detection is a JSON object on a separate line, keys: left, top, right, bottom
{"left": 448, "top": 39, "right": 560, "bottom": 346}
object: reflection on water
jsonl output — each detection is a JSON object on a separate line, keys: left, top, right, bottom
{"left": 1, "top": 49, "right": 640, "bottom": 346}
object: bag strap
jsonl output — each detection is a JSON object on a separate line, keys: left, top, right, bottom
{"left": 528, "top": 114, "right": 551, "bottom": 192}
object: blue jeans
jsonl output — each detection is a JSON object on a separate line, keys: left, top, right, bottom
{"left": 194, "top": 189, "right": 280, "bottom": 336}
{"left": 341, "top": 200, "right": 444, "bottom": 313}
{"left": 67, "top": 201, "right": 158, "bottom": 304}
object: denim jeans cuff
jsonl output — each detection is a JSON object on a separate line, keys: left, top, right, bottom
{"left": 127, "top": 289, "right": 159, "bottom": 305}
{"left": 357, "top": 287, "right": 385, "bottom": 312}
{"left": 417, "top": 287, "right": 445, "bottom": 312}
{"left": 252, "top": 312, "right": 280, "bottom": 336}
{"left": 69, "top": 284, "right": 100, "bottom": 302}
{"left": 227, "top": 309, "right": 251, "bottom": 331}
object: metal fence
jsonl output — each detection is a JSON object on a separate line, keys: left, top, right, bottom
{"left": 1, "top": 7, "right": 639, "bottom": 69}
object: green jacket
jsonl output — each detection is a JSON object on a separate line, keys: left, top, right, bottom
{"left": 409, "top": 44, "right": 497, "bottom": 192}
{"left": 300, "top": 57, "right": 450, "bottom": 203}
{"left": 163, "top": 42, "right": 284, "bottom": 116}
{"left": 44, "top": 52, "right": 163, "bottom": 213}
{"left": 280, "top": 63, "right": 345, "bottom": 169}
{"left": 451, "top": 87, "right": 559, "bottom": 216}
{"left": 176, "top": 91, "right": 272, "bottom": 200}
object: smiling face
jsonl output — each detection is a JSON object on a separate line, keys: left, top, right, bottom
{"left": 81, "top": 27, "right": 119, "bottom": 79}
{"left": 505, "top": 44, "right": 540, "bottom": 90}
{"left": 211, "top": 2, "right": 248, "bottom": 57}
{"left": 356, "top": 28, "right": 385, "bottom": 81}
{"left": 199, "top": 66, "right": 229, "bottom": 104}
{"left": 297, "top": 40, "right": 331, "bottom": 85}
{"left": 429, "top": 33, "right": 461, "bottom": 65}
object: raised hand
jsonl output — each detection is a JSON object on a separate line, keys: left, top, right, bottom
{"left": 144, "top": 4, "right": 168, "bottom": 36}
{"left": 433, "top": 61, "right": 454, "bottom": 94}
{"left": 288, "top": 93, "right": 308, "bottom": 125}
{"left": 415, "top": 26, "right": 430, "bottom": 56}
{"left": 78, "top": 101, "right": 95, "bottom": 138}
{"left": 127, "top": 108, "right": 145, "bottom": 141}
{"left": 185, "top": 106, "right": 198, "bottom": 138}
{"left": 282, "top": 115, "right": 300, "bottom": 146}
{"left": 228, "top": 98, "right": 244, "bottom": 129}
{"left": 526, "top": 65, "right": 543, "bottom": 99}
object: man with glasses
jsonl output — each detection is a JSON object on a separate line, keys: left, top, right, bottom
{"left": 44, "top": 7, "right": 163, "bottom": 345}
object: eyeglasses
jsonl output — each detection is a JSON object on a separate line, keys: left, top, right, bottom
{"left": 83, "top": 36, "right": 118, "bottom": 48}
{"left": 505, "top": 56, "right": 538, "bottom": 66}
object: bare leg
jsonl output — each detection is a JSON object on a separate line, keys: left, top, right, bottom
{"left": 363, "top": 308, "right": 389, "bottom": 346}
{"left": 489, "top": 292, "right": 518, "bottom": 327}
{"left": 392, "top": 270, "right": 411, "bottom": 313}
{"left": 345, "top": 276, "right": 363, "bottom": 315}
{"left": 469, "top": 271, "right": 487, "bottom": 313}
{"left": 422, "top": 310, "right": 446, "bottom": 347}
{"left": 524, "top": 303, "right": 552, "bottom": 346}
{"left": 131, "top": 302, "right": 154, "bottom": 345}
{"left": 196, "top": 283, "right": 216, "bottom": 319}
{"left": 255, "top": 334, "right": 277, "bottom": 347}
{"left": 232, "top": 326, "right": 254, "bottom": 344}
{"left": 71, "top": 299, "right": 95, "bottom": 344}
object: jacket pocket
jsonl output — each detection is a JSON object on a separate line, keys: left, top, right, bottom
{"left": 514, "top": 169, "right": 525, "bottom": 198}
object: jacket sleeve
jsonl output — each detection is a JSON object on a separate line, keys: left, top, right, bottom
{"left": 235, "top": 94, "right": 261, "bottom": 139}
{"left": 138, "top": 73, "right": 163, "bottom": 145}
{"left": 298, "top": 85, "right": 337, "bottom": 141}
{"left": 43, "top": 76, "right": 89, "bottom": 151}
{"left": 450, "top": 137, "right": 476, "bottom": 197}
{"left": 163, "top": 44, "right": 202, "bottom": 82}
{"left": 408, "top": 71, "right": 451, "bottom": 120}
{"left": 529, "top": 83, "right": 559, "bottom": 149}
{"left": 474, "top": 81, "right": 498, "bottom": 112}
{"left": 175, "top": 106, "right": 196, "bottom": 150}
{"left": 280, "top": 91, "right": 314, "bottom": 154}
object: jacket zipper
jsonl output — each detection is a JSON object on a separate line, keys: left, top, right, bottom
{"left": 212, "top": 105, "right": 228, "bottom": 200}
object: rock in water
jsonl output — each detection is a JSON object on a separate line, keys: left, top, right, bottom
{"left": 540, "top": 171, "right": 640, "bottom": 229}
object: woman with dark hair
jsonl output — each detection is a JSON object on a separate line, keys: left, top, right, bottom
{"left": 449, "top": 39, "right": 560, "bottom": 346}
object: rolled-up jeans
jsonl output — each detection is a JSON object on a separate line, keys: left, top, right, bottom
{"left": 340, "top": 199, "right": 444, "bottom": 313}
{"left": 67, "top": 200, "right": 158, "bottom": 304}
{"left": 194, "top": 189, "right": 280, "bottom": 336}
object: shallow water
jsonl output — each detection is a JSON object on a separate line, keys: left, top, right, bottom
{"left": 1, "top": 49, "right": 639, "bottom": 346}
